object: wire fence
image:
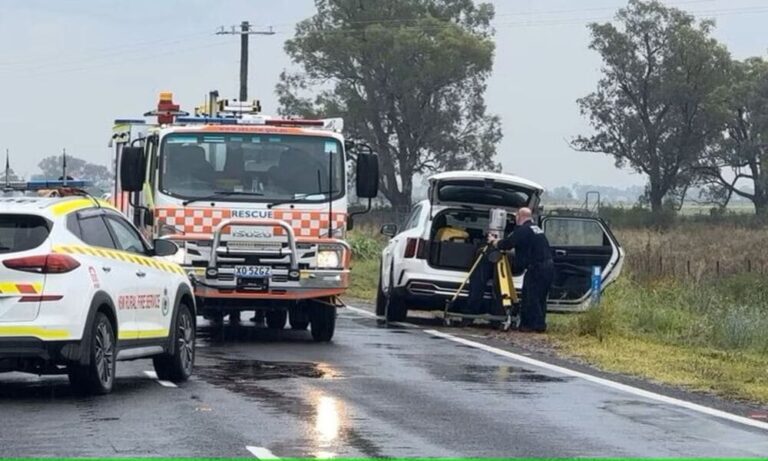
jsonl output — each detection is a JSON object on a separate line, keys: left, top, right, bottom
{"left": 626, "top": 253, "right": 768, "bottom": 282}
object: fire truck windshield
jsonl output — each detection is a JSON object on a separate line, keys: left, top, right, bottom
{"left": 158, "top": 133, "right": 345, "bottom": 203}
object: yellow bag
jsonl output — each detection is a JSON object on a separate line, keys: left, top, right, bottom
{"left": 435, "top": 226, "right": 469, "bottom": 242}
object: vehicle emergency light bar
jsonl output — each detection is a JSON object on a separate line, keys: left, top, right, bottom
{"left": 174, "top": 115, "right": 344, "bottom": 132}
{"left": 4, "top": 180, "right": 91, "bottom": 191}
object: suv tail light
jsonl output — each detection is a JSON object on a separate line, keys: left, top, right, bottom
{"left": 404, "top": 238, "right": 428, "bottom": 259}
{"left": 3, "top": 254, "right": 81, "bottom": 274}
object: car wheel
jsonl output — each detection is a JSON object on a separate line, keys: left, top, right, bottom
{"left": 385, "top": 266, "right": 408, "bottom": 322}
{"left": 153, "top": 303, "right": 195, "bottom": 383}
{"left": 310, "top": 304, "right": 336, "bottom": 342}
{"left": 68, "top": 312, "right": 116, "bottom": 395}
{"left": 266, "top": 310, "right": 288, "bottom": 330}
{"left": 375, "top": 273, "right": 386, "bottom": 316}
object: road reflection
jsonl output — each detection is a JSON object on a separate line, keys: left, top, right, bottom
{"left": 313, "top": 393, "right": 344, "bottom": 458}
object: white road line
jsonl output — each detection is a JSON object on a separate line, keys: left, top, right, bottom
{"left": 425, "top": 329, "right": 768, "bottom": 432}
{"left": 143, "top": 370, "right": 177, "bottom": 388}
{"left": 345, "top": 305, "right": 421, "bottom": 328}
{"left": 246, "top": 446, "right": 279, "bottom": 459}
{"left": 345, "top": 305, "right": 375, "bottom": 317}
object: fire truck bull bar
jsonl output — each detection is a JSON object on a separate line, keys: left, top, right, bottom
{"left": 209, "top": 218, "right": 299, "bottom": 273}
{"left": 166, "top": 218, "right": 351, "bottom": 300}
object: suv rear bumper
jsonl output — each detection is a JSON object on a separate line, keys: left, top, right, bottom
{"left": 0, "top": 337, "right": 81, "bottom": 369}
{"left": 398, "top": 278, "right": 522, "bottom": 311}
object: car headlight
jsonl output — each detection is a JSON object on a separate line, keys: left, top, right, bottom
{"left": 317, "top": 249, "right": 342, "bottom": 269}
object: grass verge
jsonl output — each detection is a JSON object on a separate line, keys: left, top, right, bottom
{"left": 547, "top": 275, "right": 768, "bottom": 404}
{"left": 347, "top": 257, "right": 380, "bottom": 301}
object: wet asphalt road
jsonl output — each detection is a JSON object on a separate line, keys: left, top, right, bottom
{"left": 1, "top": 307, "right": 767, "bottom": 458}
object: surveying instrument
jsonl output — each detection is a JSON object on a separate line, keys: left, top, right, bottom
{"left": 443, "top": 208, "right": 519, "bottom": 330}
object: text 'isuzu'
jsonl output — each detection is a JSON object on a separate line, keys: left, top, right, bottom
{"left": 111, "top": 92, "right": 379, "bottom": 341}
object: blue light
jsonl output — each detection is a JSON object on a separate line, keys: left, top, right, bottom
{"left": 22, "top": 180, "right": 91, "bottom": 190}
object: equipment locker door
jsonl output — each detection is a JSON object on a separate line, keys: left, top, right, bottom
{"left": 540, "top": 215, "right": 624, "bottom": 312}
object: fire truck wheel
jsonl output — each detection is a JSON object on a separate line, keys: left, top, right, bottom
{"left": 310, "top": 305, "right": 336, "bottom": 342}
{"left": 289, "top": 306, "right": 310, "bottom": 330}
{"left": 266, "top": 310, "right": 288, "bottom": 330}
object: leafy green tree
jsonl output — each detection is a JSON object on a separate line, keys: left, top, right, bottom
{"left": 697, "top": 57, "right": 768, "bottom": 215}
{"left": 573, "top": 0, "right": 731, "bottom": 215}
{"left": 38, "top": 155, "right": 113, "bottom": 192}
{"left": 278, "top": 0, "right": 501, "bottom": 208}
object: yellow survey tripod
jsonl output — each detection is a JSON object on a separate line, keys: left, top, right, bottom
{"left": 444, "top": 244, "right": 518, "bottom": 329}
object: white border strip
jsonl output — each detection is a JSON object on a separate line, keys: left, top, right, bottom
{"left": 425, "top": 329, "right": 768, "bottom": 431}
{"left": 246, "top": 446, "right": 279, "bottom": 459}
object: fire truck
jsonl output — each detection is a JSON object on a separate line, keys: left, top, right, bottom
{"left": 110, "top": 92, "right": 379, "bottom": 341}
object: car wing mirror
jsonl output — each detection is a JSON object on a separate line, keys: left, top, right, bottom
{"left": 152, "top": 238, "right": 178, "bottom": 257}
{"left": 380, "top": 223, "right": 398, "bottom": 238}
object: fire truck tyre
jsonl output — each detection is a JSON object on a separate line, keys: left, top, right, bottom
{"left": 68, "top": 312, "right": 116, "bottom": 395}
{"left": 153, "top": 303, "right": 195, "bottom": 383}
{"left": 266, "top": 310, "right": 288, "bottom": 330}
{"left": 310, "top": 305, "right": 336, "bottom": 342}
{"left": 289, "top": 307, "right": 310, "bottom": 330}
{"left": 385, "top": 270, "right": 408, "bottom": 322}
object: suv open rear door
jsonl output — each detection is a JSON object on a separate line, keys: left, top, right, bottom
{"left": 541, "top": 215, "right": 624, "bottom": 312}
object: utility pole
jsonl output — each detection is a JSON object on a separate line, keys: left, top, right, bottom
{"left": 216, "top": 21, "right": 275, "bottom": 101}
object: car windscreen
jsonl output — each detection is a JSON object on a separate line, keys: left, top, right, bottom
{"left": 0, "top": 215, "right": 51, "bottom": 254}
{"left": 437, "top": 181, "right": 532, "bottom": 208}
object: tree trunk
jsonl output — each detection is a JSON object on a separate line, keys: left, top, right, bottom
{"left": 649, "top": 184, "right": 664, "bottom": 215}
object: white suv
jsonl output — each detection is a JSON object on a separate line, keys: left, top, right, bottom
{"left": 376, "top": 171, "right": 624, "bottom": 321}
{"left": 0, "top": 195, "right": 196, "bottom": 394}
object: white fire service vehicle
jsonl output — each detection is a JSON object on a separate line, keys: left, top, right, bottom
{"left": 0, "top": 182, "right": 195, "bottom": 395}
{"left": 111, "top": 92, "right": 379, "bottom": 341}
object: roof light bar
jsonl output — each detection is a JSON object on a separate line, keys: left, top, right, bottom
{"left": 4, "top": 180, "right": 91, "bottom": 191}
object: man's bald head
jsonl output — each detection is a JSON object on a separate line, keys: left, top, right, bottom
{"left": 516, "top": 207, "right": 533, "bottom": 225}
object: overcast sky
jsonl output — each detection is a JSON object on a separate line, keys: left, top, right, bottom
{"left": 0, "top": 0, "right": 767, "bottom": 190}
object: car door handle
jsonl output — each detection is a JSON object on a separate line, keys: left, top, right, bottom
{"left": 136, "top": 270, "right": 147, "bottom": 278}
{"left": 102, "top": 266, "right": 112, "bottom": 273}
{"left": 555, "top": 249, "right": 567, "bottom": 257}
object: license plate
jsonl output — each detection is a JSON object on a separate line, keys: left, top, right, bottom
{"left": 234, "top": 265, "right": 272, "bottom": 278}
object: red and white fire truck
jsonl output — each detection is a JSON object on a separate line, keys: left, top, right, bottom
{"left": 110, "top": 92, "right": 379, "bottom": 341}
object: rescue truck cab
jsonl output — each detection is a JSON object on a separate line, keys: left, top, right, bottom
{"left": 111, "top": 92, "right": 379, "bottom": 341}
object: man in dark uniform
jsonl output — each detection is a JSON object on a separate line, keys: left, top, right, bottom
{"left": 492, "top": 207, "right": 554, "bottom": 332}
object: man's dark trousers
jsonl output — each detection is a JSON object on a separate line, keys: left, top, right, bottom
{"left": 520, "top": 261, "right": 554, "bottom": 331}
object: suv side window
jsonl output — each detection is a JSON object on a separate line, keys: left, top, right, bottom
{"left": 543, "top": 217, "right": 607, "bottom": 247}
{"left": 105, "top": 215, "right": 147, "bottom": 255}
{"left": 403, "top": 204, "right": 423, "bottom": 231}
{"left": 78, "top": 216, "right": 117, "bottom": 249}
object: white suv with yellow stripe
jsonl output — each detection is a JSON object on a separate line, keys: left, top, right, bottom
{"left": 0, "top": 195, "right": 195, "bottom": 394}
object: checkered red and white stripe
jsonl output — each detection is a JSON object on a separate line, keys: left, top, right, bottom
{"left": 155, "top": 207, "right": 346, "bottom": 237}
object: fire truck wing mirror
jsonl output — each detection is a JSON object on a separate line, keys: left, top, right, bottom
{"left": 356, "top": 153, "right": 379, "bottom": 199}
{"left": 152, "top": 238, "right": 178, "bottom": 257}
{"left": 120, "top": 147, "right": 146, "bottom": 192}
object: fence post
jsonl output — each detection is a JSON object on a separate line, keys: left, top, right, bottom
{"left": 747, "top": 259, "right": 752, "bottom": 273}
{"left": 716, "top": 260, "right": 720, "bottom": 276}
{"left": 687, "top": 260, "right": 691, "bottom": 277}
{"left": 659, "top": 255, "right": 663, "bottom": 275}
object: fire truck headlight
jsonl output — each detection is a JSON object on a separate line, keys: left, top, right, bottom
{"left": 317, "top": 249, "right": 342, "bottom": 269}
